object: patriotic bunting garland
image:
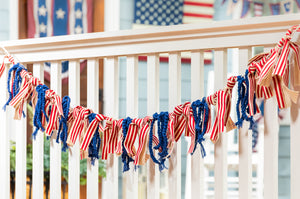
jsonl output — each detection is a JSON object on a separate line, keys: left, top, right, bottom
{"left": 1, "top": 25, "right": 300, "bottom": 172}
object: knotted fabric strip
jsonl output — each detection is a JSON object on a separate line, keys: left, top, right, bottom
{"left": 80, "top": 113, "right": 106, "bottom": 151}
{"left": 0, "top": 55, "right": 15, "bottom": 78}
{"left": 209, "top": 89, "right": 232, "bottom": 143}
{"left": 67, "top": 106, "right": 92, "bottom": 146}
{"left": 101, "top": 118, "right": 123, "bottom": 160}
{"left": 44, "top": 89, "right": 63, "bottom": 136}
{"left": 125, "top": 118, "right": 143, "bottom": 157}
{"left": 134, "top": 116, "right": 152, "bottom": 166}
{"left": 9, "top": 70, "right": 42, "bottom": 119}
{"left": 168, "top": 102, "right": 195, "bottom": 156}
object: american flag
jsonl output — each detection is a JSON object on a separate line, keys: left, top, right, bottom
{"left": 27, "top": 0, "right": 93, "bottom": 82}
{"left": 134, "top": 0, "right": 214, "bottom": 26}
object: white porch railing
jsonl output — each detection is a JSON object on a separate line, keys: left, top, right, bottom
{"left": 0, "top": 14, "right": 300, "bottom": 199}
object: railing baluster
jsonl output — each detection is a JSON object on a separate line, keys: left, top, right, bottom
{"left": 87, "top": 59, "right": 99, "bottom": 198}
{"left": 124, "top": 56, "right": 139, "bottom": 199}
{"left": 290, "top": 57, "right": 300, "bottom": 199}
{"left": 15, "top": 93, "right": 27, "bottom": 199}
{"left": 32, "top": 63, "right": 44, "bottom": 199}
{"left": 102, "top": 57, "right": 119, "bottom": 199}
{"left": 263, "top": 46, "right": 278, "bottom": 199}
{"left": 214, "top": 49, "right": 228, "bottom": 199}
{"left": 147, "top": 54, "right": 160, "bottom": 199}
{"left": 238, "top": 48, "right": 252, "bottom": 199}
{"left": 0, "top": 64, "right": 10, "bottom": 199}
{"left": 168, "top": 52, "right": 181, "bottom": 199}
{"left": 190, "top": 51, "right": 205, "bottom": 199}
{"left": 68, "top": 60, "right": 81, "bottom": 199}
{"left": 50, "top": 61, "right": 62, "bottom": 199}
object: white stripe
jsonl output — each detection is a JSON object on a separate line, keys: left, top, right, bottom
{"left": 183, "top": 16, "right": 212, "bottom": 24}
{"left": 184, "top": 0, "right": 214, "bottom": 4}
{"left": 69, "top": 0, "right": 75, "bottom": 34}
{"left": 33, "top": 0, "right": 40, "bottom": 38}
{"left": 82, "top": 0, "right": 88, "bottom": 33}
{"left": 46, "top": 0, "right": 52, "bottom": 36}
{"left": 183, "top": 5, "right": 214, "bottom": 15}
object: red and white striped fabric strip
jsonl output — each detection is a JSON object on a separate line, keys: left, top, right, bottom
{"left": 134, "top": 117, "right": 152, "bottom": 165}
{"left": 258, "top": 48, "right": 279, "bottom": 87}
{"left": 102, "top": 118, "right": 123, "bottom": 160}
{"left": 124, "top": 118, "right": 143, "bottom": 157}
{"left": 248, "top": 72, "right": 257, "bottom": 116}
{"left": 226, "top": 76, "right": 237, "bottom": 90}
{"left": 0, "top": 55, "right": 15, "bottom": 78}
{"left": 67, "top": 106, "right": 91, "bottom": 146}
{"left": 210, "top": 90, "right": 227, "bottom": 143}
{"left": 273, "top": 76, "right": 285, "bottom": 108}
{"left": 45, "top": 89, "right": 63, "bottom": 136}
{"left": 115, "top": 119, "right": 124, "bottom": 155}
{"left": 273, "top": 39, "right": 290, "bottom": 78}
{"left": 80, "top": 113, "right": 106, "bottom": 151}
{"left": 290, "top": 42, "right": 300, "bottom": 68}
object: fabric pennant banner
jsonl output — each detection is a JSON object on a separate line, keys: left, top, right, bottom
{"left": 241, "top": 0, "right": 251, "bottom": 18}
{"left": 253, "top": 2, "right": 264, "bottom": 17}
{"left": 2, "top": 25, "right": 300, "bottom": 171}
{"left": 281, "top": 0, "right": 293, "bottom": 14}
{"left": 270, "top": 3, "right": 281, "bottom": 15}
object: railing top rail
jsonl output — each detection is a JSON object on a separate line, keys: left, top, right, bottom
{"left": 1, "top": 14, "right": 300, "bottom": 63}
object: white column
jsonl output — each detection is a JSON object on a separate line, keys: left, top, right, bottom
{"left": 147, "top": 54, "right": 160, "bottom": 199}
{"left": 290, "top": 55, "right": 300, "bottom": 199}
{"left": 68, "top": 60, "right": 81, "bottom": 199}
{"left": 214, "top": 50, "right": 228, "bottom": 199}
{"left": 50, "top": 61, "right": 62, "bottom": 199}
{"left": 104, "top": 0, "right": 120, "bottom": 31}
{"left": 168, "top": 52, "right": 181, "bottom": 199}
{"left": 32, "top": 63, "right": 44, "bottom": 199}
{"left": 87, "top": 59, "right": 100, "bottom": 199}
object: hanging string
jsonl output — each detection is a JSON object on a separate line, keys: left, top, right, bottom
{"left": 121, "top": 117, "right": 134, "bottom": 172}
{"left": 32, "top": 84, "right": 49, "bottom": 139}
{"left": 87, "top": 113, "right": 102, "bottom": 165}
{"left": 56, "top": 96, "right": 71, "bottom": 152}
{"left": 191, "top": 97, "right": 208, "bottom": 157}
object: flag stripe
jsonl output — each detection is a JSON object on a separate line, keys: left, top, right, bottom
{"left": 184, "top": 1, "right": 213, "bottom": 7}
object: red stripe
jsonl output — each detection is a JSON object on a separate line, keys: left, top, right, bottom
{"left": 184, "top": 1, "right": 214, "bottom": 7}
{"left": 184, "top": 12, "right": 213, "bottom": 19}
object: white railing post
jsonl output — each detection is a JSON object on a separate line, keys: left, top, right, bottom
{"left": 214, "top": 49, "right": 228, "bottom": 199}
{"left": 147, "top": 54, "right": 160, "bottom": 199}
{"left": 263, "top": 47, "right": 279, "bottom": 199}
{"left": 68, "top": 60, "right": 81, "bottom": 199}
{"left": 0, "top": 64, "right": 10, "bottom": 199}
{"left": 168, "top": 52, "right": 182, "bottom": 199}
{"left": 102, "top": 57, "right": 119, "bottom": 199}
{"left": 32, "top": 63, "right": 44, "bottom": 199}
{"left": 238, "top": 48, "right": 252, "bottom": 199}
{"left": 290, "top": 56, "right": 300, "bottom": 199}
{"left": 124, "top": 56, "right": 139, "bottom": 199}
{"left": 15, "top": 101, "right": 27, "bottom": 199}
{"left": 50, "top": 61, "right": 62, "bottom": 199}
{"left": 87, "top": 58, "right": 99, "bottom": 199}
{"left": 190, "top": 51, "right": 205, "bottom": 199}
